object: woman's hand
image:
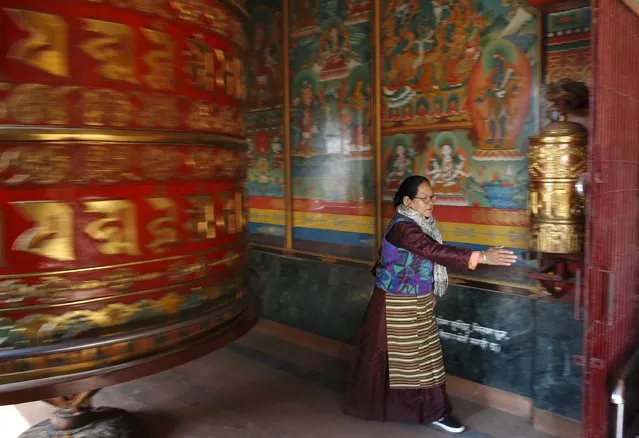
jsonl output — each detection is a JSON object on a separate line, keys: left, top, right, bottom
{"left": 481, "top": 246, "right": 518, "bottom": 266}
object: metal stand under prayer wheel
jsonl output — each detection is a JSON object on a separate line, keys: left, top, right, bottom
{"left": 20, "top": 391, "right": 136, "bottom": 438}
{"left": 527, "top": 80, "right": 589, "bottom": 298}
{"left": 0, "top": 1, "right": 259, "bottom": 437}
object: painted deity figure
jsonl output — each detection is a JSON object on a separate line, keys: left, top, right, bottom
{"left": 271, "top": 136, "right": 283, "bottom": 155}
{"left": 382, "top": 0, "right": 491, "bottom": 120}
{"left": 438, "top": 1, "right": 482, "bottom": 89}
{"left": 318, "top": 25, "right": 354, "bottom": 82}
{"left": 254, "top": 118, "right": 270, "bottom": 154}
{"left": 474, "top": 52, "right": 519, "bottom": 147}
{"left": 255, "top": 157, "right": 270, "bottom": 185}
{"left": 345, "top": 78, "right": 370, "bottom": 152}
{"left": 294, "top": 81, "right": 323, "bottom": 155}
{"left": 416, "top": 99, "right": 430, "bottom": 116}
{"left": 383, "top": 3, "right": 437, "bottom": 92}
{"left": 248, "top": 21, "right": 278, "bottom": 106}
{"left": 386, "top": 144, "right": 413, "bottom": 192}
{"left": 428, "top": 143, "right": 469, "bottom": 188}
{"left": 294, "top": 0, "right": 317, "bottom": 31}
{"left": 269, "top": 136, "right": 284, "bottom": 186}
{"left": 246, "top": 137, "right": 254, "bottom": 168}
{"left": 447, "top": 95, "right": 459, "bottom": 113}
{"left": 433, "top": 96, "right": 444, "bottom": 114}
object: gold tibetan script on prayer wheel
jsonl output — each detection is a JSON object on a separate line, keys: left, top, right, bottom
{"left": 0, "top": 2, "right": 259, "bottom": 436}
{"left": 0, "top": 0, "right": 256, "bottom": 392}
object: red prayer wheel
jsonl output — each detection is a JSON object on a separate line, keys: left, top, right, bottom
{"left": 0, "top": 1, "right": 257, "bottom": 435}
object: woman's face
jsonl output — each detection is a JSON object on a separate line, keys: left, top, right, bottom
{"left": 404, "top": 182, "right": 436, "bottom": 217}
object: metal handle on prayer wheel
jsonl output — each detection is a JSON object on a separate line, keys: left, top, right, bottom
{"left": 575, "top": 173, "right": 588, "bottom": 197}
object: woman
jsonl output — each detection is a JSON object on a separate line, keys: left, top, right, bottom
{"left": 344, "top": 175, "right": 517, "bottom": 434}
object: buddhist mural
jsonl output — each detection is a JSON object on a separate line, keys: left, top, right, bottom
{"left": 246, "top": 0, "right": 286, "bottom": 247}
{"left": 381, "top": 0, "right": 539, "bottom": 259}
{"left": 289, "top": 0, "right": 375, "bottom": 260}
{"left": 244, "top": 0, "right": 549, "bottom": 269}
{"left": 247, "top": 1, "right": 284, "bottom": 109}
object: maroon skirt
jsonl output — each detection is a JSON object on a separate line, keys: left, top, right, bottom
{"left": 343, "top": 287, "right": 451, "bottom": 424}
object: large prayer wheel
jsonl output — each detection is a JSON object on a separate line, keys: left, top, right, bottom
{"left": 0, "top": 1, "right": 257, "bottom": 436}
{"left": 528, "top": 120, "right": 588, "bottom": 254}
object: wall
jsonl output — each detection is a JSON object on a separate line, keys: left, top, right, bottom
{"left": 288, "top": 0, "right": 375, "bottom": 260}
{"left": 244, "top": 1, "right": 595, "bottom": 281}
{"left": 247, "top": 0, "right": 377, "bottom": 262}
{"left": 380, "top": 0, "right": 539, "bottom": 266}
{"left": 250, "top": 249, "right": 583, "bottom": 420}
{"left": 246, "top": 0, "right": 286, "bottom": 247}
{"left": 245, "top": 0, "right": 590, "bottom": 424}
{"left": 245, "top": 0, "right": 551, "bottom": 290}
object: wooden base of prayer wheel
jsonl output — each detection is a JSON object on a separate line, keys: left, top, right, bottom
{"left": 0, "top": 1, "right": 257, "bottom": 436}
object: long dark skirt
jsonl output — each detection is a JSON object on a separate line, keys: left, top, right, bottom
{"left": 344, "top": 287, "right": 451, "bottom": 424}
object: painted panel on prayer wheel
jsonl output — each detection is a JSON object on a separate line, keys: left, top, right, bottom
{"left": 528, "top": 130, "right": 587, "bottom": 254}
{"left": 0, "top": 0, "right": 253, "bottom": 386}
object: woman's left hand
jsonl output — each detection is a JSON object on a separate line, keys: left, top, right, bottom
{"left": 482, "top": 246, "right": 518, "bottom": 266}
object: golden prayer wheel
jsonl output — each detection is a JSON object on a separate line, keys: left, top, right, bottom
{"left": 0, "top": 1, "right": 258, "bottom": 436}
{"left": 528, "top": 120, "right": 588, "bottom": 254}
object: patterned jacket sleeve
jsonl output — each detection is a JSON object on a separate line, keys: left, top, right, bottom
{"left": 386, "top": 221, "right": 478, "bottom": 271}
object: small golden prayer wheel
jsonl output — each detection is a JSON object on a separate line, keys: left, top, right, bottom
{"left": 528, "top": 119, "right": 588, "bottom": 254}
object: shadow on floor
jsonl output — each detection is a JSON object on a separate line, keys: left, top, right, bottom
{"left": 135, "top": 411, "right": 181, "bottom": 438}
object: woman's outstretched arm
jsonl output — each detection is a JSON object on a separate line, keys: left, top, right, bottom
{"left": 386, "top": 222, "right": 481, "bottom": 271}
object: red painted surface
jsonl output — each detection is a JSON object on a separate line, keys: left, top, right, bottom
{"left": 528, "top": 0, "right": 564, "bottom": 8}
{"left": 0, "top": 0, "right": 246, "bottom": 135}
{"left": 583, "top": 1, "right": 639, "bottom": 436}
{"left": 0, "top": 0, "right": 250, "bottom": 356}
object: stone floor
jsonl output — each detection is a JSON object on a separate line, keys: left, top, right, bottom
{"left": 8, "top": 324, "right": 555, "bottom": 438}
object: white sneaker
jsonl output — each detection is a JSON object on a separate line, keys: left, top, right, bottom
{"left": 432, "top": 415, "right": 466, "bottom": 433}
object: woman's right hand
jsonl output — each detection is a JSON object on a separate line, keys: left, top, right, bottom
{"left": 482, "top": 246, "right": 518, "bottom": 266}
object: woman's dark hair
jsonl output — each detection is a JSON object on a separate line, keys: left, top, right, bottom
{"left": 392, "top": 175, "right": 431, "bottom": 208}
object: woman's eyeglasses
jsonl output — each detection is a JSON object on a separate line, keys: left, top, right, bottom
{"left": 414, "top": 194, "right": 437, "bottom": 203}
